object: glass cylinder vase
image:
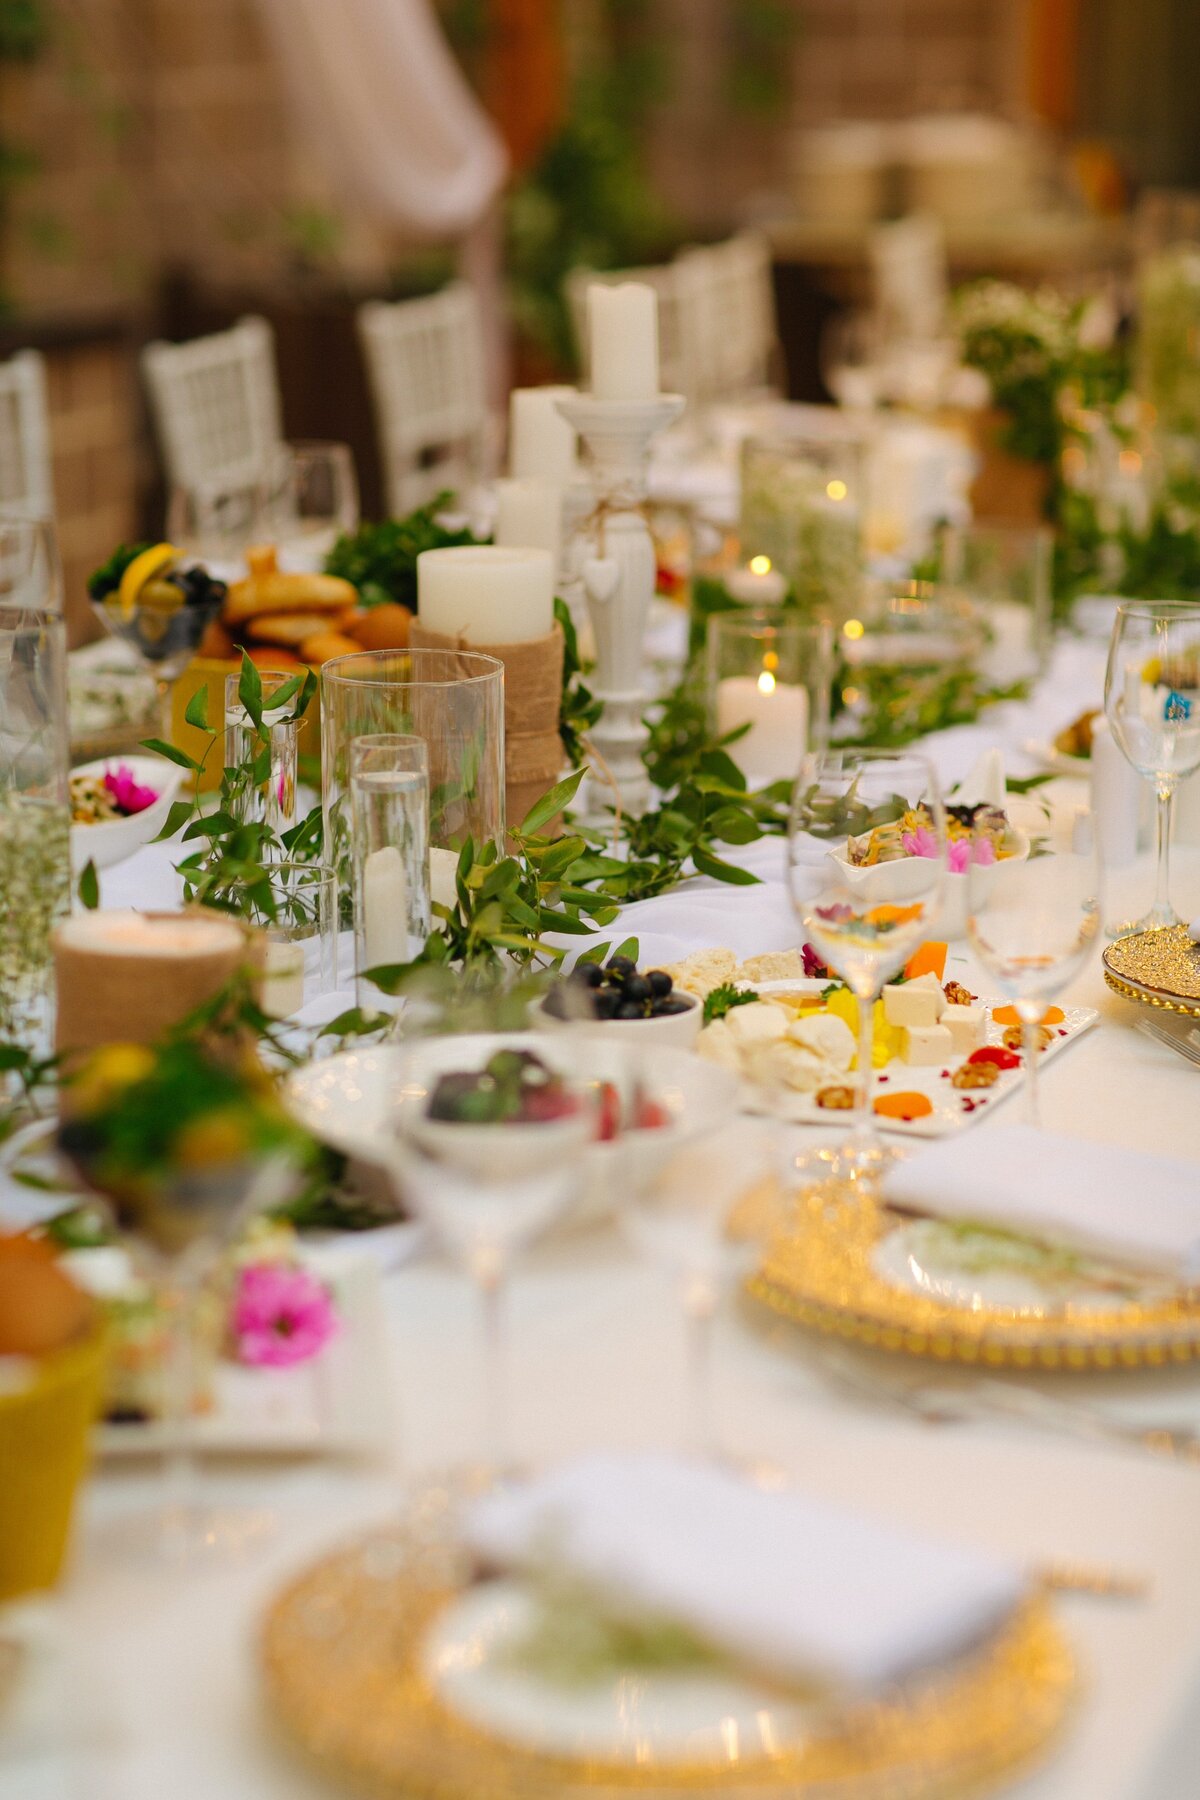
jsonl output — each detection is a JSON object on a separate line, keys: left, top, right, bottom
{"left": 739, "top": 421, "right": 865, "bottom": 622}
{"left": 321, "top": 649, "right": 504, "bottom": 915}
{"left": 224, "top": 669, "right": 300, "bottom": 837}
{"left": 350, "top": 735, "right": 431, "bottom": 1008}
{"left": 0, "top": 587, "right": 70, "bottom": 1056}
{"left": 706, "top": 611, "right": 833, "bottom": 787}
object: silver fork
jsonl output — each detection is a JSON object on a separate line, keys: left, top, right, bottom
{"left": 1136, "top": 1018, "right": 1200, "bottom": 1068}
{"left": 811, "top": 1340, "right": 1200, "bottom": 1466}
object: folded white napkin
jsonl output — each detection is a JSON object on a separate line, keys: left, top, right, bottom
{"left": 885, "top": 1125, "right": 1200, "bottom": 1282}
{"left": 464, "top": 1455, "right": 1021, "bottom": 1694}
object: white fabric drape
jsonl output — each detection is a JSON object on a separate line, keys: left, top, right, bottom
{"left": 254, "top": 0, "right": 508, "bottom": 237}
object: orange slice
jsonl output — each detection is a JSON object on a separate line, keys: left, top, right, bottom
{"left": 903, "top": 941, "right": 947, "bottom": 982}
{"left": 991, "top": 1004, "right": 1064, "bottom": 1027}
{"left": 873, "top": 1090, "right": 934, "bottom": 1122}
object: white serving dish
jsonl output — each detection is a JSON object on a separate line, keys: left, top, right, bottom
{"left": 69, "top": 754, "right": 185, "bottom": 871}
{"left": 529, "top": 987, "right": 702, "bottom": 1050}
{"left": 826, "top": 828, "right": 1030, "bottom": 940}
{"left": 285, "top": 1033, "right": 738, "bottom": 1226}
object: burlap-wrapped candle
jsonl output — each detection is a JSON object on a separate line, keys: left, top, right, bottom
{"left": 53, "top": 909, "right": 259, "bottom": 1067}
{"left": 409, "top": 621, "right": 565, "bottom": 833}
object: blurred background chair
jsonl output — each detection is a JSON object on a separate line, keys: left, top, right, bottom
{"left": 358, "top": 282, "right": 492, "bottom": 515}
{"left": 141, "top": 316, "right": 283, "bottom": 495}
{"left": 0, "top": 349, "right": 54, "bottom": 521}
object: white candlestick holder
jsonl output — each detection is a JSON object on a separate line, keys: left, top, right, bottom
{"left": 557, "top": 392, "right": 685, "bottom": 817}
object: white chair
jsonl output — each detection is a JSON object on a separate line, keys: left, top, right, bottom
{"left": 0, "top": 349, "right": 53, "bottom": 519}
{"left": 358, "top": 283, "right": 491, "bottom": 515}
{"left": 141, "top": 315, "right": 283, "bottom": 494}
{"left": 566, "top": 233, "right": 780, "bottom": 408}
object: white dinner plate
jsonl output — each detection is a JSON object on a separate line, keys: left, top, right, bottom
{"left": 1021, "top": 737, "right": 1089, "bottom": 780}
{"left": 421, "top": 1577, "right": 817, "bottom": 1766}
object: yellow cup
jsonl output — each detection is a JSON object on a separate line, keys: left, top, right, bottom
{"left": 0, "top": 1325, "right": 107, "bottom": 1600}
{"left": 172, "top": 658, "right": 322, "bottom": 794}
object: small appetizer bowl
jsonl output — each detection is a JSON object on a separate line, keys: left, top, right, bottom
{"left": 826, "top": 828, "right": 1030, "bottom": 940}
{"left": 69, "top": 755, "right": 186, "bottom": 872}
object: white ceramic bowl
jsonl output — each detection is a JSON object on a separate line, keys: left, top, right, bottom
{"left": 69, "top": 755, "right": 186, "bottom": 871}
{"left": 530, "top": 987, "right": 702, "bottom": 1050}
{"left": 285, "top": 1031, "right": 737, "bottom": 1226}
{"left": 825, "top": 829, "right": 1030, "bottom": 940}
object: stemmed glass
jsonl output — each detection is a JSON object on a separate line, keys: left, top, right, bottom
{"left": 786, "top": 749, "right": 946, "bottom": 1182}
{"left": 273, "top": 441, "right": 360, "bottom": 570}
{"left": 1104, "top": 600, "right": 1200, "bottom": 931}
{"left": 967, "top": 803, "right": 1102, "bottom": 1127}
{"left": 393, "top": 1034, "right": 595, "bottom": 1475}
{"left": 91, "top": 568, "right": 225, "bottom": 742}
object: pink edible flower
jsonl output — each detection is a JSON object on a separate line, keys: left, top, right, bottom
{"left": 801, "top": 942, "right": 827, "bottom": 979}
{"left": 971, "top": 836, "right": 996, "bottom": 867}
{"left": 946, "top": 839, "right": 971, "bottom": 875}
{"left": 231, "top": 1262, "right": 338, "bottom": 1368}
{"left": 104, "top": 764, "right": 159, "bottom": 815}
{"left": 901, "top": 826, "right": 940, "bottom": 860}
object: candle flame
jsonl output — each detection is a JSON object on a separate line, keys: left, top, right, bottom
{"left": 842, "top": 618, "right": 864, "bottom": 640}
{"left": 748, "top": 555, "right": 772, "bottom": 575}
{"left": 826, "top": 479, "right": 848, "bottom": 501}
{"left": 757, "top": 668, "right": 776, "bottom": 695}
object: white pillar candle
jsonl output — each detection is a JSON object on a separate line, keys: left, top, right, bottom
{"left": 725, "top": 562, "right": 787, "bottom": 606}
{"left": 493, "top": 477, "right": 562, "bottom": 569}
{"left": 362, "top": 844, "right": 409, "bottom": 968}
{"left": 716, "top": 675, "right": 808, "bottom": 783}
{"left": 588, "top": 282, "right": 659, "bottom": 402}
{"left": 429, "top": 845, "right": 459, "bottom": 913}
{"left": 56, "top": 910, "right": 244, "bottom": 957}
{"left": 417, "top": 545, "right": 554, "bottom": 644}
{"left": 260, "top": 938, "right": 306, "bottom": 1018}
{"left": 509, "top": 386, "right": 579, "bottom": 482}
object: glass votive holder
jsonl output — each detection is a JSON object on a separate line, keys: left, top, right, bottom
{"left": 705, "top": 610, "right": 833, "bottom": 787}
{"left": 941, "top": 522, "right": 1054, "bottom": 682}
{"left": 350, "top": 735, "right": 431, "bottom": 1007}
{"left": 247, "top": 860, "right": 337, "bottom": 1019}
{"left": 834, "top": 579, "right": 985, "bottom": 736}
{"left": 739, "top": 419, "right": 865, "bottom": 621}
{"left": 224, "top": 670, "right": 300, "bottom": 836}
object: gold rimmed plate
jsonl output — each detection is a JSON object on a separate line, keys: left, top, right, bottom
{"left": 261, "top": 1489, "right": 1074, "bottom": 1800}
{"left": 1103, "top": 926, "right": 1200, "bottom": 1018}
{"left": 749, "top": 1186, "right": 1200, "bottom": 1370}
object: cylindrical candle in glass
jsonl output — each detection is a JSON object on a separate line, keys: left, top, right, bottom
{"left": 350, "top": 735, "right": 431, "bottom": 1006}
{"left": 706, "top": 611, "right": 833, "bottom": 787}
{"left": 247, "top": 861, "right": 337, "bottom": 1019}
{"left": 223, "top": 669, "right": 300, "bottom": 836}
{"left": 1, "top": 568, "right": 70, "bottom": 1055}
{"left": 740, "top": 425, "right": 865, "bottom": 621}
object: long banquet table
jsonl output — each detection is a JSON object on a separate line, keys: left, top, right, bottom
{"left": 6, "top": 633, "right": 1200, "bottom": 1800}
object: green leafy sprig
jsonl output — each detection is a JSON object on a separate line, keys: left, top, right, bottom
{"left": 323, "top": 501, "right": 479, "bottom": 611}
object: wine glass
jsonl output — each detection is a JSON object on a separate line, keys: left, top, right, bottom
{"left": 393, "top": 1034, "right": 595, "bottom": 1476}
{"left": 272, "top": 441, "right": 360, "bottom": 571}
{"left": 786, "top": 749, "right": 946, "bottom": 1183}
{"left": 167, "top": 470, "right": 272, "bottom": 583}
{"left": 967, "top": 803, "right": 1102, "bottom": 1126}
{"left": 620, "top": 1123, "right": 777, "bottom": 1463}
{"left": 1104, "top": 600, "right": 1200, "bottom": 931}
{"left": 0, "top": 514, "right": 63, "bottom": 613}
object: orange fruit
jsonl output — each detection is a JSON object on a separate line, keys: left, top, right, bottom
{"left": 349, "top": 603, "right": 413, "bottom": 652}
{"left": 0, "top": 1235, "right": 93, "bottom": 1356}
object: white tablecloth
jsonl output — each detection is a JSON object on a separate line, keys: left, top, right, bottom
{"left": 7, "top": 638, "right": 1200, "bottom": 1800}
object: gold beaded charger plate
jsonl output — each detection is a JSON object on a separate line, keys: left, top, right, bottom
{"left": 1102, "top": 926, "right": 1200, "bottom": 1018}
{"left": 260, "top": 1486, "right": 1074, "bottom": 1800}
{"left": 749, "top": 1185, "right": 1200, "bottom": 1370}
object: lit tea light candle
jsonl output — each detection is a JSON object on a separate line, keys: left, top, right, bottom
{"left": 493, "top": 478, "right": 562, "bottom": 568}
{"left": 417, "top": 545, "right": 554, "bottom": 644}
{"left": 361, "top": 845, "right": 409, "bottom": 968}
{"left": 509, "top": 386, "right": 579, "bottom": 483}
{"left": 588, "top": 282, "right": 659, "bottom": 402}
{"left": 716, "top": 667, "right": 809, "bottom": 784}
{"left": 724, "top": 557, "right": 787, "bottom": 606}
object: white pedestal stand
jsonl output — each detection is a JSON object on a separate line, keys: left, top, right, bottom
{"left": 557, "top": 393, "right": 685, "bottom": 819}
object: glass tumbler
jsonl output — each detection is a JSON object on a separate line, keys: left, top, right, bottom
{"left": 350, "top": 734, "right": 431, "bottom": 1006}
{"left": 705, "top": 610, "right": 833, "bottom": 787}
{"left": 739, "top": 421, "right": 865, "bottom": 622}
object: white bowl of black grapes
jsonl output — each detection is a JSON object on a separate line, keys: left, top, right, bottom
{"left": 533, "top": 954, "right": 701, "bottom": 1049}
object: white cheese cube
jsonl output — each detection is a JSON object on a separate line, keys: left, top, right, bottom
{"left": 941, "top": 1003, "right": 987, "bottom": 1054}
{"left": 725, "top": 1000, "right": 790, "bottom": 1044}
{"left": 883, "top": 974, "right": 944, "bottom": 1029}
{"left": 901, "top": 1023, "right": 953, "bottom": 1067}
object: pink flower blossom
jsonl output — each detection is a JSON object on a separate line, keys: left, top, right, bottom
{"left": 946, "top": 839, "right": 972, "bottom": 875}
{"left": 971, "top": 836, "right": 996, "bottom": 867}
{"left": 104, "top": 764, "right": 159, "bottom": 815}
{"left": 901, "top": 827, "right": 940, "bottom": 860}
{"left": 231, "top": 1262, "right": 338, "bottom": 1368}
{"left": 801, "top": 942, "right": 827, "bottom": 978}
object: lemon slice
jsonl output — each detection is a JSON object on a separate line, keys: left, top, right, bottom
{"left": 117, "top": 543, "right": 179, "bottom": 618}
